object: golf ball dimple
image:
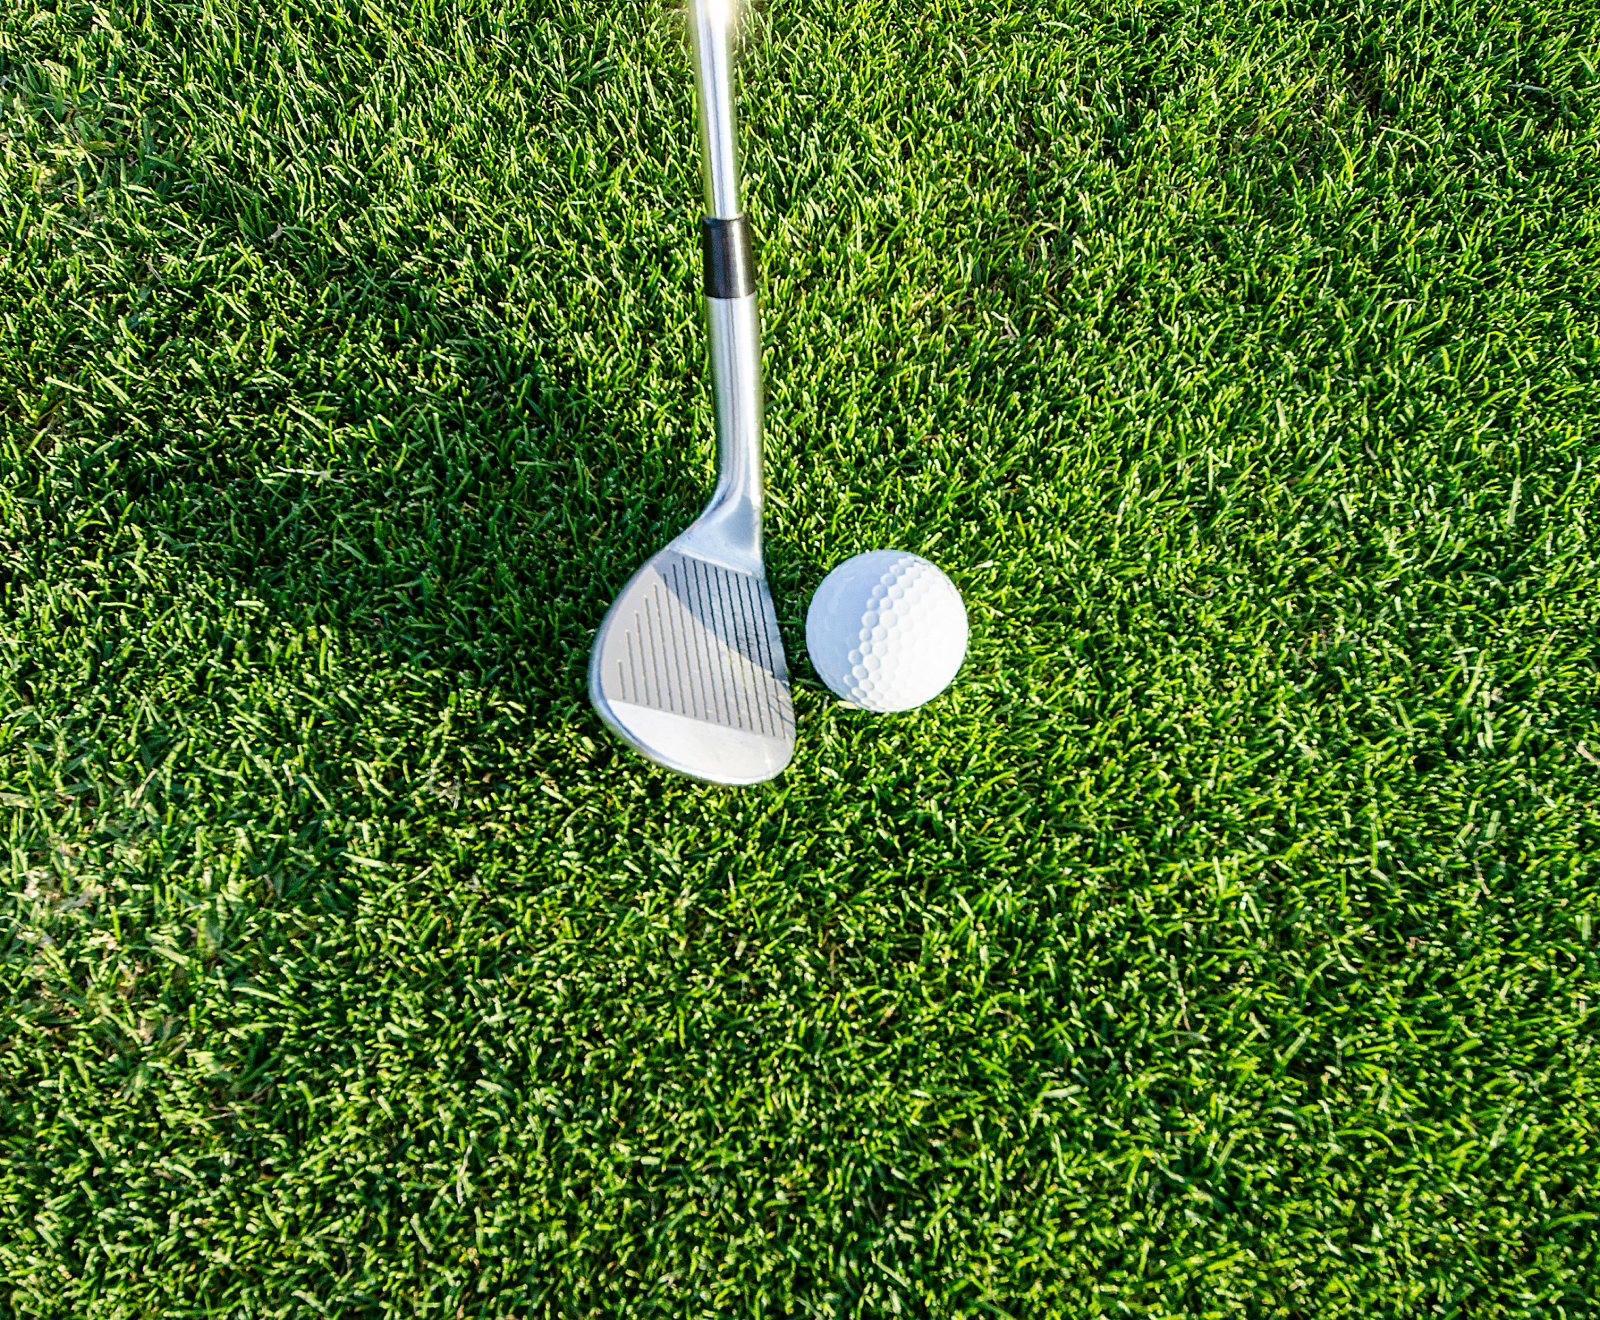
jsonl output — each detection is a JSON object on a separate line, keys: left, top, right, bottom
{"left": 805, "top": 550, "right": 968, "bottom": 713}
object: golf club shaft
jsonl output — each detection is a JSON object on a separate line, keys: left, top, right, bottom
{"left": 689, "top": 0, "right": 741, "bottom": 219}
{"left": 689, "top": 0, "right": 764, "bottom": 528}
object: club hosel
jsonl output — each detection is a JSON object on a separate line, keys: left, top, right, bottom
{"left": 703, "top": 290, "right": 765, "bottom": 522}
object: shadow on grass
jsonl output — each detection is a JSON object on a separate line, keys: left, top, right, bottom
{"left": 52, "top": 256, "right": 720, "bottom": 722}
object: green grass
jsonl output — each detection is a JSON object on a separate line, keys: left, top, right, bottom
{"left": 2, "top": 0, "right": 1599, "bottom": 1313}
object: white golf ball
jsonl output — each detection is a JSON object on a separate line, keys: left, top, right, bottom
{"left": 805, "top": 550, "right": 968, "bottom": 713}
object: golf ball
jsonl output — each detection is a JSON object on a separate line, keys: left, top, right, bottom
{"left": 805, "top": 550, "right": 968, "bottom": 713}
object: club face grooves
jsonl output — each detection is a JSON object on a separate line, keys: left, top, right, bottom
{"left": 591, "top": 548, "right": 794, "bottom": 783}
{"left": 603, "top": 550, "right": 789, "bottom": 737}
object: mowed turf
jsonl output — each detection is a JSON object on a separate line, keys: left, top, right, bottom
{"left": 3, "top": 0, "right": 1599, "bottom": 1314}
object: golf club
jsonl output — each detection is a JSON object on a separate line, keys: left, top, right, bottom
{"left": 587, "top": 0, "right": 794, "bottom": 785}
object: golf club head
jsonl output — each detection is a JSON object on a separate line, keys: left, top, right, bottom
{"left": 589, "top": 528, "right": 794, "bottom": 785}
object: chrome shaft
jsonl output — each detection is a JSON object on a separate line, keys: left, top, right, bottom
{"left": 688, "top": 0, "right": 742, "bottom": 219}
{"left": 687, "top": 0, "right": 764, "bottom": 563}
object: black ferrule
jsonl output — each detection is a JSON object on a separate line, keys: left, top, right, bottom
{"left": 701, "top": 215, "right": 755, "bottom": 299}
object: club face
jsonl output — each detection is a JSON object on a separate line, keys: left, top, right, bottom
{"left": 589, "top": 539, "right": 794, "bottom": 785}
